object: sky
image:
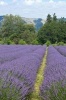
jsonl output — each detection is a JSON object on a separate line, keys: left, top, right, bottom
{"left": 0, "top": 0, "right": 66, "bottom": 19}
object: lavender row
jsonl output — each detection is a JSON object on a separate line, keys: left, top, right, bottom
{"left": 0, "top": 45, "right": 46, "bottom": 100}
{"left": 40, "top": 46, "right": 66, "bottom": 100}
{"left": 0, "top": 45, "right": 41, "bottom": 53}
{"left": 55, "top": 46, "right": 66, "bottom": 57}
{"left": 0, "top": 45, "right": 42, "bottom": 64}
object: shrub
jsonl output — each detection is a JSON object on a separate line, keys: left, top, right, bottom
{"left": 31, "top": 40, "right": 39, "bottom": 45}
{"left": 45, "top": 40, "right": 51, "bottom": 46}
{"left": 0, "top": 40, "right": 4, "bottom": 44}
{"left": 2, "top": 39, "right": 12, "bottom": 45}
{"left": 19, "top": 39, "right": 26, "bottom": 45}
{"left": 58, "top": 42, "right": 64, "bottom": 46}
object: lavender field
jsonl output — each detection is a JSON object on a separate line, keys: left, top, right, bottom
{"left": 0, "top": 45, "right": 66, "bottom": 100}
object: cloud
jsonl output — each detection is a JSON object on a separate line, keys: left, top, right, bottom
{"left": 12, "top": 0, "right": 17, "bottom": 3}
{"left": 0, "top": 0, "right": 8, "bottom": 5}
{"left": 49, "top": 0, "right": 54, "bottom": 3}
{"left": 36, "top": 0, "right": 42, "bottom": 3}
{"left": 24, "top": 0, "right": 42, "bottom": 5}
{"left": 25, "top": 0, "right": 34, "bottom": 5}
{"left": 0, "top": 0, "right": 66, "bottom": 19}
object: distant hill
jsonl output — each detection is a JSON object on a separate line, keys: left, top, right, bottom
{"left": 0, "top": 16, "right": 45, "bottom": 31}
{"left": 0, "top": 16, "right": 4, "bottom": 26}
{"left": 0, "top": 16, "right": 3, "bottom": 21}
{"left": 21, "top": 17, "right": 45, "bottom": 31}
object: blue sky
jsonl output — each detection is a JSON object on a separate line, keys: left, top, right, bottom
{"left": 0, "top": 0, "right": 66, "bottom": 19}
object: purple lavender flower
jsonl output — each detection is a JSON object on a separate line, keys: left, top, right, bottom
{"left": 0, "top": 45, "right": 46, "bottom": 99}
{"left": 40, "top": 46, "right": 66, "bottom": 100}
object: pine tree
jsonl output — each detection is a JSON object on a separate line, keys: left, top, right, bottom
{"left": 46, "top": 14, "right": 52, "bottom": 23}
{"left": 53, "top": 13, "right": 57, "bottom": 21}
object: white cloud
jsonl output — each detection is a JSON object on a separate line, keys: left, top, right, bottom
{"left": 13, "top": 0, "right": 17, "bottom": 3}
{"left": 25, "top": 0, "right": 34, "bottom": 5}
{"left": 0, "top": 0, "right": 8, "bottom": 5}
{"left": 0, "top": 0, "right": 66, "bottom": 19}
{"left": 36, "top": 0, "right": 42, "bottom": 3}
{"left": 24, "top": 0, "right": 42, "bottom": 5}
{"left": 49, "top": 0, "right": 54, "bottom": 3}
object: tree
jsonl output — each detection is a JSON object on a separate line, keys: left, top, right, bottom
{"left": 46, "top": 14, "right": 52, "bottom": 23}
{"left": 1, "top": 14, "right": 37, "bottom": 44}
{"left": 9, "top": 33, "right": 20, "bottom": 44}
{"left": 24, "top": 24, "right": 35, "bottom": 33}
{"left": 53, "top": 13, "right": 57, "bottom": 21}
{"left": 1, "top": 14, "right": 25, "bottom": 38}
{"left": 20, "top": 30, "right": 37, "bottom": 44}
{"left": 38, "top": 13, "right": 66, "bottom": 44}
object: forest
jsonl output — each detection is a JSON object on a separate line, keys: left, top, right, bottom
{"left": 0, "top": 13, "right": 66, "bottom": 45}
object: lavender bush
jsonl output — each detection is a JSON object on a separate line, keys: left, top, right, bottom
{"left": 0, "top": 45, "right": 46, "bottom": 100}
{"left": 40, "top": 46, "right": 66, "bottom": 100}
{"left": 55, "top": 46, "right": 66, "bottom": 57}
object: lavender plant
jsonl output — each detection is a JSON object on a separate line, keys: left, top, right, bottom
{"left": 55, "top": 46, "right": 66, "bottom": 57}
{"left": 0, "top": 45, "right": 46, "bottom": 100}
{"left": 0, "top": 78, "right": 21, "bottom": 100}
{"left": 40, "top": 46, "right": 66, "bottom": 100}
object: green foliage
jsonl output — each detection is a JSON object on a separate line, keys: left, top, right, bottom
{"left": 19, "top": 39, "right": 26, "bottom": 44}
{"left": 20, "top": 30, "right": 31, "bottom": 44}
{"left": 0, "top": 40, "right": 4, "bottom": 44}
{"left": 0, "top": 86, "right": 20, "bottom": 100}
{"left": 52, "top": 44, "right": 57, "bottom": 46}
{"left": 57, "top": 41, "right": 64, "bottom": 46}
{"left": 9, "top": 33, "right": 20, "bottom": 44}
{"left": 24, "top": 24, "right": 35, "bottom": 33}
{"left": 2, "top": 39, "right": 14, "bottom": 45}
{"left": 46, "top": 14, "right": 52, "bottom": 23}
{"left": 1, "top": 13, "right": 66, "bottom": 45}
{"left": 1, "top": 14, "right": 25, "bottom": 38}
{"left": 45, "top": 40, "right": 51, "bottom": 46}
{"left": 20, "top": 30, "right": 37, "bottom": 44}
{"left": 38, "top": 22, "right": 58, "bottom": 44}
{"left": 5, "top": 39, "right": 12, "bottom": 45}
{"left": 1, "top": 14, "right": 37, "bottom": 44}
{"left": 31, "top": 39, "right": 39, "bottom": 45}
{"left": 0, "top": 39, "right": 15, "bottom": 45}
{"left": 53, "top": 13, "right": 57, "bottom": 21}
{"left": 0, "top": 78, "right": 21, "bottom": 100}
{"left": 42, "top": 81, "right": 66, "bottom": 100}
{"left": 10, "top": 41, "right": 15, "bottom": 44}
{"left": 38, "top": 13, "right": 66, "bottom": 44}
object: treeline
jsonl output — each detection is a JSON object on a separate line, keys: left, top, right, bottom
{"left": 38, "top": 13, "right": 66, "bottom": 45}
{"left": 0, "top": 14, "right": 66, "bottom": 45}
{"left": 0, "top": 14, "right": 38, "bottom": 44}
